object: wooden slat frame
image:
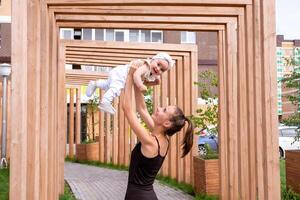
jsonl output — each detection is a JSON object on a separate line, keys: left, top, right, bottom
{"left": 10, "top": 1, "right": 280, "bottom": 200}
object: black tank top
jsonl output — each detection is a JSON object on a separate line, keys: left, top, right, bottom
{"left": 127, "top": 136, "right": 169, "bottom": 187}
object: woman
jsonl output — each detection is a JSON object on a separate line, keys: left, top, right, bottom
{"left": 122, "top": 67, "right": 194, "bottom": 200}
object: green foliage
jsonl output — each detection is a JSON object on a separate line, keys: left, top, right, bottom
{"left": 194, "top": 193, "right": 219, "bottom": 200}
{"left": 81, "top": 138, "right": 97, "bottom": 144}
{"left": 86, "top": 96, "right": 100, "bottom": 142}
{"left": 281, "top": 188, "right": 300, "bottom": 200}
{"left": 144, "top": 87, "right": 154, "bottom": 115}
{"left": 0, "top": 168, "right": 9, "bottom": 200}
{"left": 155, "top": 175, "right": 195, "bottom": 195}
{"left": 200, "top": 144, "right": 219, "bottom": 160}
{"left": 59, "top": 182, "right": 76, "bottom": 200}
{"left": 191, "top": 70, "right": 218, "bottom": 135}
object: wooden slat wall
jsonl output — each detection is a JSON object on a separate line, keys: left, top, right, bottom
{"left": 10, "top": 1, "right": 280, "bottom": 200}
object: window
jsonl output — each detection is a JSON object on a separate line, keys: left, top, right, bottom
{"left": 82, "top": 28, "right": 93, "bottom": 40}
{"left": 129, "top": 30, "right": 139, "bottom": 42}
{"left": 74, "top": 29, "right": 82, "bottom": 40}
{"left": 106, "top": 29, "right": 114, "bottom": 41}
{"left": 95, "top": 29, "right": 104, "bottom": 40}
{"left": 115, "top": 29, "right": 128, "bottom": 41}
{"left": 60, "top": 28, "right": 74, "bottom": 39}
{"left": 75, "top": 28, "right": 163, "bottom": 42}
{"left": 141, "top": 30, "right": 151, "bottom": 42}
{"left": 140, "top": 30, "right": 163, "bottom": 43}
{"left": 181, "top": 31, "right": 196, "bottom": 43}
{"left": 151, "top": 31, "right": 162, "bottom": 43}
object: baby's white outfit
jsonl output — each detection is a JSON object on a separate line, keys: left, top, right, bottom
{"left": 86, "top": 59, "right": 157, "bottom": 114}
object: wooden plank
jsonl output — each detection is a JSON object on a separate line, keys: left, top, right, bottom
{"left": 10, "top": 0, "right": 29, "bottom": 198}
{"left": 252, "top": 1, "right": 266, "bottom": 199}
{"left": 50, "top": 5, "right": 245, "bottom": 15}
{"left": 245, "top": 5, "right": 257, "bottom": 199}
{"left": 218, "top": 30, "right": 229, "bottom": 199}
{"left": 160, "top": 64, "right": 169, "bottom": 177}
{"left": 260, "top": 0, "right": 280, "bottom": 198}
{"left": 75, "top": 87, "right": 81, "bottom": 144}
{"left": 69, "top": 88, "right": 74, "bottom": 157}
{"left": 112, "top": 98, "right": 119, "bottom": 164}
{"left": 118, "top": 93, "right": 125, "bottom": 165}
{"left": 99, "top": 89, "right": 105, "bottom": 162}
{"left": 105, "top": 113, "right": 111, "bottom": 163}
{"left": 183, "top": 54, "right": 191, "bottom": 184}
{"left": 190, "top": 50, "right": 198, "bottom": 186}
{"left": 176, "top": 58, "right": 184, "bottom": 183}
{"left": 226, "top": 22, "right": 239, "bottom": 200}
{"left": 169, "top": 60, "right": 177, "bottom": 179}
{"left": 59, "top": 21, "right": 225, "bottom": 31}
{"left": 56, "top": 14, "right": 238, "bottom": 24}
{"left": 47, "top": 0, "right": 252, "bottom": 5}
{"left": 58, "top": 42, "right": 67, "bottom": 194}
{"left": 237, "top": 13, "right": 250, "bottom": 199}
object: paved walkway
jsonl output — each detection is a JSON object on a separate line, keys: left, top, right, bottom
{"left": 65, "top": 162, "right": 193, "bottom": 200}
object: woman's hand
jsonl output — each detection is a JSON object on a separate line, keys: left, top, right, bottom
{"left": 144, "top": 78, "right": 160, "bottom": 86}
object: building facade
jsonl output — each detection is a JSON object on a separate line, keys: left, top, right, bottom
{"left": 277, "top": 35, "right": 300, "bottom": 120}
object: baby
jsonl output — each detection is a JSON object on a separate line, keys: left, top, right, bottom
{"left": 86, "top": 52, "right": 175, "bottom": 115}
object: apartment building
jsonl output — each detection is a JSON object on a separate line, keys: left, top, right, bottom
{"left": 277, "top": 35, "right": 300, "bottom": 120}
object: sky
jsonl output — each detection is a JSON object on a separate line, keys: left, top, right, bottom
{"left": 276, "top": 0, "right": 300, "bottom": 40}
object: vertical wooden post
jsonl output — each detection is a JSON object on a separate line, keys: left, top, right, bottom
{"left": 75, "top": 87, "right": 81, "bottom": 144}
{"left": 69, "top": 88, "right": 74, "bottom": 157}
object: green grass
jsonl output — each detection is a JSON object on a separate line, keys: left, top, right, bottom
{"left": 0, "top": 168, "right": 9, "bottom": 200}
{"left": 194, "top": 193, "right": 218, "bottom": 200}
{"left": 59, "top": 182, "right": 76, "bottom": 200}
{"left": 65, "top": 156, "right": 128, "bottom": 171}
{"left": 156, "top": 174, "right": 195, "bottom": 195}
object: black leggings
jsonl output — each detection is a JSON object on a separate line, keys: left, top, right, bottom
{"left": 125, "top": 184, "right": 158, "bottom": 200}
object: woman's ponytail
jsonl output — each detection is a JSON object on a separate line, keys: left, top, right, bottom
{"left": 181, "top": 118, "right": 194, "bottom": 158}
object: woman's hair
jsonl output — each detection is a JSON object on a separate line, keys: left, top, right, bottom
{"left": 164, "top": 107, "right": 194, "bottom": 158}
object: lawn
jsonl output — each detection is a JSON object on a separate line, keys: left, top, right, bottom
{"left": 0, "top": 168, "right": 9, "bottom": 200}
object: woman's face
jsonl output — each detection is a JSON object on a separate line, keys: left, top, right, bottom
{"left": 152, "top": 105, "right": 177, "bottom": 128}
{"left": 150, "top": 59, "right": 169, "bottom": 76}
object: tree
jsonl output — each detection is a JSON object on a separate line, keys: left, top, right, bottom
{"left": 190, "top": 70, "right": 218, "bottom": 135}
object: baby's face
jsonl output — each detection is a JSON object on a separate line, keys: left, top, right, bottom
{"left": 149, "top": 59, "right": 169, "bottom": 76}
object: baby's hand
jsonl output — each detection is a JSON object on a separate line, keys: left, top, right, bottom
{"left": 144, "top": 78, "right": 160, "bottom": 86}
{"left": 138, "top": 85, "right": 148, "bottom": 93}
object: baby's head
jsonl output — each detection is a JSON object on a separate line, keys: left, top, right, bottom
{"left": 149, "top": 52, "right": 175, "bottom": 76}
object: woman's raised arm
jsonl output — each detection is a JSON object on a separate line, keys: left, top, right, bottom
{"left": 122, "top": 68, "right": 153, "bottom": 145}
{"left": 134, "top": 84, "right": 155, "bottom": 131}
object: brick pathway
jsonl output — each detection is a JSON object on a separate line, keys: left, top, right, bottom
{"left": 65, "top": 162, "right": 193, "bottom": 200}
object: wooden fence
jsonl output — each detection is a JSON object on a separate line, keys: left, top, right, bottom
{"left": 11, "top": 1, "right": 280, "bottom": 199}
{"left": 63, "top": 41, "right": 199, "bottom": 185}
